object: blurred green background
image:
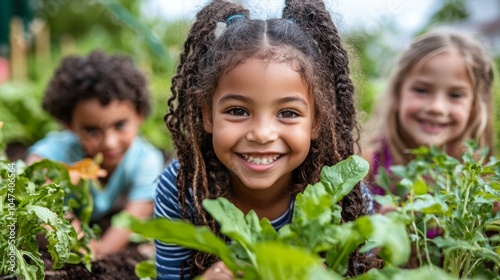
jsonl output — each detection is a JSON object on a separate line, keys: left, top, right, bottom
{"left": 1, "top": 0, "right": 499, "bottom": 159}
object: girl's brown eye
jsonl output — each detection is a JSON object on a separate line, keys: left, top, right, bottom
{"left": 278, "top": 110, "right": 298, "bottom": 118}
{"left": 449, "top": 92, "right": 463, "bottom": 99}
{"left": 227, "top": 108, "right": 248, "bottom": 116}
{"left": 413, "top": 87, "right": 428, "bottom": 94}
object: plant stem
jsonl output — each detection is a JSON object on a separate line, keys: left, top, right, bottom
{"left": 462, "top": 253, "right": 472, "bottom": 278}
{"left": 409, "top": 189, "right": 423, "bottom": 266}
{"left": 422, "top": 221, "right": 432, "bottom": 265}
{"left": 461, "top": 181, "right": 472, "bottom": 219}
{"left": 445, "top": 173, "right": 450, "bottom": 194}
{"left": 451, "top": 251, "right": 461, "bottom": 277}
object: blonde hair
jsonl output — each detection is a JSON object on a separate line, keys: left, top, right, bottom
{"left": 364, "top": 29, "right": 494, "bottom": 165}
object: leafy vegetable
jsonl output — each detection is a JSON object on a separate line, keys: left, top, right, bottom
{"left": 0, "top": 125, "right": 100, "bottom": 279}
{"left": 375, "top": 142, "right": 500, "bottom": 278}
{"left": 116, "top": 156, "right": 427, "bottom": 279}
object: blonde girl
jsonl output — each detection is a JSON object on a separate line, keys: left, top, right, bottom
{"left": 363, "top": 29, "right": 494, "bottom": 194}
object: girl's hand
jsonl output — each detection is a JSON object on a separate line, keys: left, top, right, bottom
{"left": 201, "top": 261, "right": 233, "bottom": 280}
{"left": 377, "top": 204, "right": 396, "bottom": 215}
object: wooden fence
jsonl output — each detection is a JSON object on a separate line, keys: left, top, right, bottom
{"left": 3, "top": 16, "right": 60, "bottom": 84}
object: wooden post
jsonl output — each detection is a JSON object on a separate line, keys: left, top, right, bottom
{"left": 60, "top": 34, "right": 77, "bottom": 57}
{"left": 31, "top": 18, "right": 51, "bottom": 69}
{"left": 10, "top": 17, "right": 28, "bottom": 81}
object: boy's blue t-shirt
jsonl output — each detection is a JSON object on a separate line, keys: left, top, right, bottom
{"left": 27, "top": 130, "right": 165, "bottom": 221}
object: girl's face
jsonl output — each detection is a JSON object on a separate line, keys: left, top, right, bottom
{"left": 398, "top": 49, "right": 474, "bottom": 152}
{"left": 203, "top": 57, "right": 319, "bottom": 193}
{"left": 68, "top": 99, "right": 144, "bottom": 172}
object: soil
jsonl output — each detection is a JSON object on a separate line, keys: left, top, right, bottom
{"left": 5, "top": 142, "right": 27, "bottom": 161}
{"left": 38, "top": 219, "right": 154, "bottom": 280}
{"left": 42, "top": 242, "right": 152, "bottom": 280}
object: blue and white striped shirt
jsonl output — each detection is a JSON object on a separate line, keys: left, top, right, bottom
{"left": 154, "top": 160, "right": 294, "bottom": 280}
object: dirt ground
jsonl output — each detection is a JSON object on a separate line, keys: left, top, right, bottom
{"left": 38, "top": 218, "right": 154, "bottom": 280}
{"left": 42, "top": 243, "right": 152, "bottom": 280}
{"left": 5, "top": 142, "right": 27, "bottom": 161}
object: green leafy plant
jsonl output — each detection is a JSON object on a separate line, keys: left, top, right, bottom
{"left": 115, "top": 155, "right": 453, "bottom": 279}
{"left": 375, "top": 142, "right": 500, "bottom": 279}
{"left": 0, "top": 125, "right": 100, "bottom": 279}
{"left": 0, "top": 82, "right": 59, "bottom": 146}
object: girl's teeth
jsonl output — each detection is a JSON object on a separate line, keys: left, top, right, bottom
{"left": 242, "top": 155, "right": 279, "bottom": 165}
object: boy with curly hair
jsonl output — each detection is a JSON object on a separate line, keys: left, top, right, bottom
{"left": 26, "top": 50, "right": 164, "bottom": 256}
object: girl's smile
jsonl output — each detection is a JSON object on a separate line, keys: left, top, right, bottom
{"left": 417, "top": 118, "right": 450, "bottom": 134}
{"left": 398, "top": 49, "right": 473, "bottom": 152}
{"left": 240, "top": 153, "right": 282, "bottom": 165}
{"left": 203, "top": 57, "right": 319, "bottom": 193}
{"left": 238, "top": 153, "right": 283, "bottom": 172}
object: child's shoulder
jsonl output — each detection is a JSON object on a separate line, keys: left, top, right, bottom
{"left": 119, "top": 136, "right": 165, "bottom": 172}
{"left": 162, "top": 159, "right": 180, "bottom": 176}
{"left": 28, "top": 130, "right": 84, "bottom": 162}
{"left": 157, "top": 159, "right": 181, "bottom": 196}
{"left": 126, "top": 136, "right": 163, "bottom": 159}
{"left": 39, "top": 130, "right": 78, "bottom": 142}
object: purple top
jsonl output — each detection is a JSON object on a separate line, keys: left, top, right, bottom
{"left": 369, "top": 139, "right": 393, "bottom": 195}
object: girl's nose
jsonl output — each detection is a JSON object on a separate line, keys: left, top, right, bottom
{"left": 427, "top": 94, "right": 448, "bottom": 115}
{"left": 245, "top": 119, "right": 278, "bottom": 144}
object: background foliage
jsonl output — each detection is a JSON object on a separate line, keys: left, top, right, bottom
{"left": 1, "top": 0, "right": 499, "bottom": 158}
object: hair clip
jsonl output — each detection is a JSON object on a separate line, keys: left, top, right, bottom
{"left": 226, "top": 14, "right": 246, "bottom": 25}
{"left": 286, "top": 16, "right": 296, "bottom": 24}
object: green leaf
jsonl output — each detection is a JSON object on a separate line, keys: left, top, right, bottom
{"left": 26, "top": 205, "right": 77, "bottom": 269}
{"left": 289, "top": 182, "right": 342, "bottom": 253}
{"left": 433, "top": 237, "right": 500, "bottom": 265}
{"left": 358, "top": 215, "right": 410, "bottom": 267}
{"left": 258, "top": 218, "right": 280, "bottom": 241}
{"left": 412, "top": 178, "right": 428, "bottom": 195}
{"left": 292, "top": 182, "right": 332, "bottom": 227}
{"left": 319, "top": 155, "right": 369, "bottom": 202}
{"left": 352, "top": 266, "right": 455, "bottom": 280}
{"left": 375, "top": 167, "right": 395, "bottom": 194}
{"left": 252, "top": 242, "right": 327, "bottom": 280}
{"left": 373, "top": 194, "right": 399, "bottom": 208}
{"left": 135, "top": 260, "right": 157, "bottom": 278}
{"left": 202, "top": 198, "right": 258, "bottom": 248}
{"left": 26, "top": 205, "right": 57, "bottom": 223}
{"left": 404, "top": 194, "right": 448, "bottom": 214}
{"left": 325, "top": 225, "right": 363, "bottom": 275}
{"left": 66, "top": 253, "right": 82, "bottom": 264}
{"left": 112, "top": 212, "right": 236, "bottom": 269}
{"left": 19, "top": 249, "right": 45, "bottom": 279}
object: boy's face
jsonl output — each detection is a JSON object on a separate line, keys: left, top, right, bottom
{"left": 68, "top": 99, "right": 144, "bottom": 172}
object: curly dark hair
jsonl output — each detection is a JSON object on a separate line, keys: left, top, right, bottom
{"left": 43, "top": 50, "right": 150, "bottom": 123}
{"left": 165, "top": 0, "right": 379, "bottom": 277}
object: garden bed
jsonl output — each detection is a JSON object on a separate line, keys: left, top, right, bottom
{"left": 42, "top": 243, "right": 150, "bottom": 280}
{"left": 5, "top": 142, "right": 27, "bottom": 161}
{"left": 37, "top": 217, "right": 153, "bottom": 280}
